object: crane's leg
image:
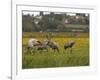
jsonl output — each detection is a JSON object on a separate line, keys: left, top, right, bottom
{"left": 46, "top": 48, "right": 48, "bottom": 52}
{"left": 56, "top": 48, "right": 59, "bottom": 53}
{"left": 64, "top": 48, "right": 67, "bottom": 54}
{"left": 27, "top": 46, "right": 31, "bottom": 54}
{"left": 70, "top": 47, "right": 72, "bottom": 54}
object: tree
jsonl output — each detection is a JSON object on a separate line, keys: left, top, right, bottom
{"left": 40, "top": 11, "right": 44, "bottom": 16}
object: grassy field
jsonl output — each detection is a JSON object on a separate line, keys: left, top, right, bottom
{"left": 65, "top": 24, "right": 89, "bottom": 29}
{"left": 22, "top": 32, "right": 89, "bottom": 69}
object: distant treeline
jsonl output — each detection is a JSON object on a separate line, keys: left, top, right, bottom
{"left": 22, "top": 12, "right": 89, "bottom": 32}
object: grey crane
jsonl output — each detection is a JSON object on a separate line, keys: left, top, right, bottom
{"left": 36, "top": 40, "right": 49, "bottom": 52}
{"left": 46, "top": 40, "right": 59, "bottom": 52}
{"left": 64, "top": 41, "right": 75, "bottom": 53}
{"left": 27, "top": 38, "right": 42, "bottom": 54}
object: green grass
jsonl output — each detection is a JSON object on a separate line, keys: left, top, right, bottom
{"left": 22, "top": 32, "right": 89, "bottom": 69}
{"left": 65, "top": 24, "right": 89, "bottom": 29}
{"left": 22, "top": 32, "right": 89, "bottom": 38}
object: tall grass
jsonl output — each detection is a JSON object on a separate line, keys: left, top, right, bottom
{"left": 22, "top": 32, "right": 89, "bottom": 69}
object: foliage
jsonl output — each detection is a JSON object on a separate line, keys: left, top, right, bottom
{"left": 22, "top": 12, "right": 89, "bottom": 32}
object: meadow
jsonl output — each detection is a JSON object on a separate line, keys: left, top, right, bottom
{"left": 22, "top": 32, "right": 89, "bottom": 69}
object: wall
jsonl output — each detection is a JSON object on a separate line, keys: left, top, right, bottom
{"left": 0, "top": 0, "right": 99, "bottom": 80}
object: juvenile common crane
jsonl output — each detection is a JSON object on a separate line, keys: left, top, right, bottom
{"left": 46, "top": 40, "right": 59, "bottom": 52}
{"left": 36, "top": 40, "right": 49, "bottom": 52}
{"left": 64, "top": 41, "right": 75, "bottom": 53}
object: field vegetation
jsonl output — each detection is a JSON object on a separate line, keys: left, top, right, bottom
{"left": 22, "top": 32, "right": 89, "bottom": 69}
